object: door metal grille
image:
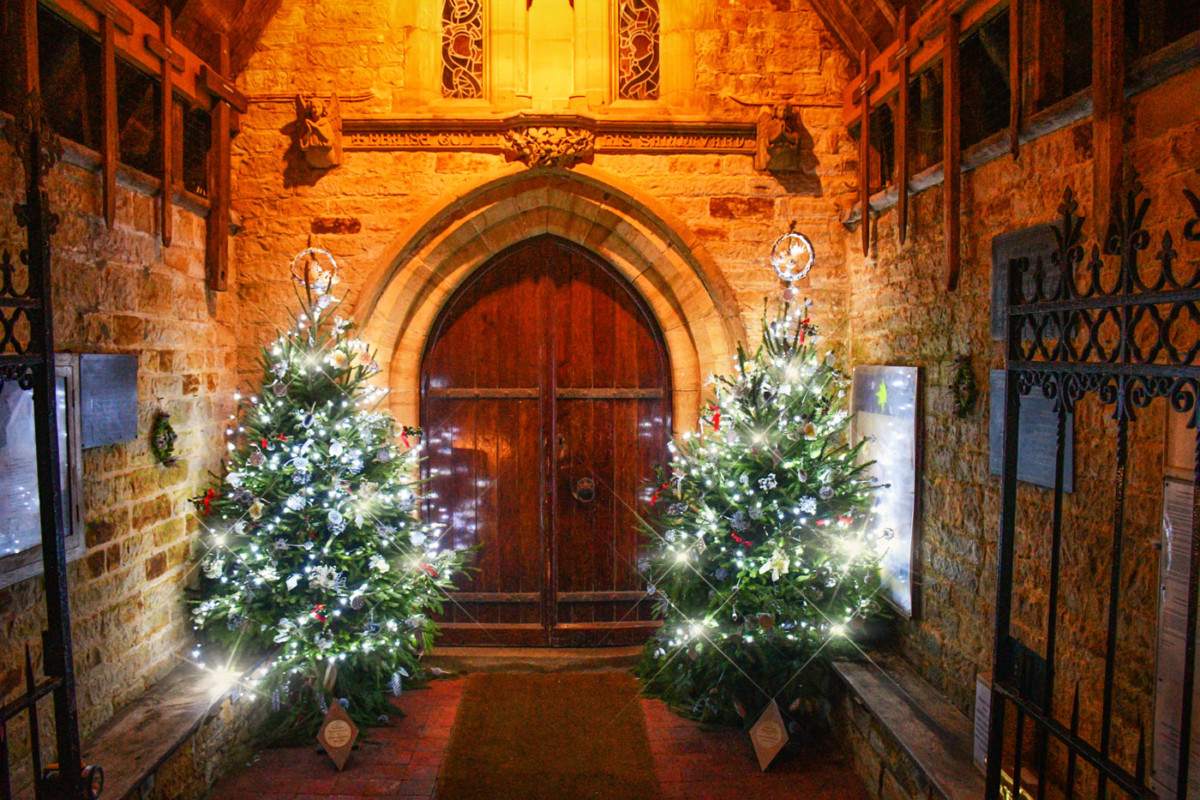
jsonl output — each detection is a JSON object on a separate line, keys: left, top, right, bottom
{"left": 987, "top": 185, "right": 1200, "bottom": 799}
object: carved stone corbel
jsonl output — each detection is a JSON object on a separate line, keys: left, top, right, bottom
{"left": 296, "top": 93, "right": 342, "bottom": 169}
{"left": 503, "top": 126, "right": 595, "bottom": 168}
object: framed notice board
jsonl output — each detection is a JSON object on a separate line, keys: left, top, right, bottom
{"left": 0, "top": 354, "right": 85, "bottom": 590}
{"left": 850, "top": 365, "right": 921, "bottom": 618}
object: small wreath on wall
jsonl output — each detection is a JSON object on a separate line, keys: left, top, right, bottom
{"left": 951, "top": 355, "right": 979, "bottom": 418}
{"left": 150, "top": 409, "right": 178, "bottom": 466}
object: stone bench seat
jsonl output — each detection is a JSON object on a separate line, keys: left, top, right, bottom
{"left": 833, "top": 655, "right": 985, "bottom": 800}
{"left": 79, "top": 659, "right": 257, "bottom": 800}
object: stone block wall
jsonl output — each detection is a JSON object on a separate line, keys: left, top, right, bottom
{"left": 0, "top": 139, "right": 238, "bottom": 766}
{"left": 842, "top": 63, "right": 1200, "bottom": 787}
{"left": 232, "top": 0, "right": 859, "bottom": 390}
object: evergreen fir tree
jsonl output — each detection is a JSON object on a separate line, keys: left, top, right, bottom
{"left": 191, "top": 254, "right": 463, "bottom": 732}
{"left": 635, "top": 301, "right": 888, "bottom": 725}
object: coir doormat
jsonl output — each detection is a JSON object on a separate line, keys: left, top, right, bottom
{"left": 436, "top": 671, "right": 658, "bottom": 799}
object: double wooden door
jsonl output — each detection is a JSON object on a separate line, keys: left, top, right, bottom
{"left": 421, "top": 235, "right": 669, "bottom": 646}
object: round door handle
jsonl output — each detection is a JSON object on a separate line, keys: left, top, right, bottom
{"left": 572, "top": 477, "right": 596, "bottom": 503}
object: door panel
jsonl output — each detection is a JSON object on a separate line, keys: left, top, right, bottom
{"left": 421, "top": 235, "right": 668, "bottom": 646}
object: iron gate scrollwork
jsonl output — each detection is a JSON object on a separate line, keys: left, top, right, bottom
{"left": 0, "top": 82, "right": 92, "bottom": 800}
{"left": 988, "top": 184, "right": 1200, "bottom": 800}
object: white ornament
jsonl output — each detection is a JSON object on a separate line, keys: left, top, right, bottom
{"left": 759, "top": 548, "right": 791, "bottom": 582}
{"left": 769, "top": 230, "right": 816, "bottom": 283}
{"left": 369, "top": 554, "right": 391, "bottom": 573}
{"left": 309, "top": 564, "right": 342, "bottom": 592}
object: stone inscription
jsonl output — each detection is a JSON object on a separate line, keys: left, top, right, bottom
{"left": 344, "top": 121, "right": 755, "bottom": 155}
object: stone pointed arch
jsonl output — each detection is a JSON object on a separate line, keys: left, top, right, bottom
{"left": 353, "top": 163, "right": 744, "bottom": 433}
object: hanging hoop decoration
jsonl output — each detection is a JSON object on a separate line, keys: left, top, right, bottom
{"left": 290, "top": 248, "right": 341, "bottom": 301}
{"left": 769, "top": 226, "right": 816, "bottom": 284}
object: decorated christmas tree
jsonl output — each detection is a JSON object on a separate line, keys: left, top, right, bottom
{"left": 635, "top": 300, "right": 888, "bottom": 726}
{"left": 191, "top": 250, "right": 463, "bottom": 732}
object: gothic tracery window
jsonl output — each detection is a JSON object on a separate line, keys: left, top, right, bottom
{"left": 616, "top": 0, "right": 660, "bottom": 101}
{"left": 441, "top": 0, "right": 485, "bottom": 99}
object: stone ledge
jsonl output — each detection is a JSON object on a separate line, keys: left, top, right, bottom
{"left": 80, "top": 659, "right": 257, "bottom": 800}
{"left": 832, "top": 656, "right": 984, "bottom": 800}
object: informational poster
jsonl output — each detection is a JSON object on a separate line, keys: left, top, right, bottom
{"left": 1155, "top": 478, "right": 1200, "bottom": 799}
{"left": 0, "top": 374, "right": 70, "bottom": 560}
{"left": 850, "top": 366, "right": 920, "bottom": 618}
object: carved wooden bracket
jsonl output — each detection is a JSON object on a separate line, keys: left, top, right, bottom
{"left": 342, "top": 114, "right": 758, "bottom": 163}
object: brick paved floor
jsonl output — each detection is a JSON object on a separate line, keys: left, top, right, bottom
{"left": 207, "top": 675, "right": 869, "bottom": 800}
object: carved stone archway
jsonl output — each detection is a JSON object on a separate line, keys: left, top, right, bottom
{"left": 353, "top": 163, "right": 745, "bottom": 433}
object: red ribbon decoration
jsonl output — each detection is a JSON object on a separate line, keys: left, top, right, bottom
{"left": 650, "top": 481, "right": 671, "bottom": 506}
{"left": 422, "top": 563, "right": 439, "bottom": 578}
{"left": 709, "top": 403, "right": 721, "bottom": 432}
{"left": 202, "top": 488, "right": 216, "bottom": 515}
{"left": 799, "top": 316, "right": 811, "bottom": 343}
{"left": 312, "top": 604, "right": 327, "bottom": 623}
{"left": 731, "top": 532, "right": 751, "bottom": 545}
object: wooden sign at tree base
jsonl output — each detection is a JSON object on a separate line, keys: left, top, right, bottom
{"left": 317, "top": 702, "right": 358, "bottom": 771}
{"left": 749, "top": 699, "right": 789, "bottom": 771}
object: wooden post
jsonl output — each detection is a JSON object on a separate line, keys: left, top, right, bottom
{"left": 145, "top": 7, "right": 184, "bottom": 247}
{"left": 1008, "top": 0, "right": 1022, "bottom": 158}
{"left": 891, "top": 6, "right": 911, "bottom": 245}
{"left": 857, "top": 49, "right": 874, "bottom": 258}
{"left": 1092, "top": 0, "right": 1125, "bottom": 238}
{"left": 82, "top": 0, "right": 134, "bottom": 230}
{"left": 201, "top": 32, "right": 248, "bottom": 292}
{"left": 99, "top": 17, "right": 117, "bottom": 228}
{"left": 943, "top": 12, "right": 962, "bottom": 291}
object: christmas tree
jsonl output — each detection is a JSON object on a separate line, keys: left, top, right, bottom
{"left": 191, "top": 251, "right": 463, "bottom": 732}
{"left": 635, "top": 301, "right": 887, "bottom": 725}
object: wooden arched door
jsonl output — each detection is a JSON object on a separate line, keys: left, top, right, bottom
{"left": 421, "top": 235, "right": 670, "bottom": 647}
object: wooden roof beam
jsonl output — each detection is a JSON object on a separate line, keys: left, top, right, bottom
{"left": 841, "top": 0, "right": 1007, "bottom": 123}
{"left": 809, "top": 0, "right": 878, "bottom": 61}
{"left": 229, "top": 0, "right": 283, "bottom": 75}
{"left": 868, "top": 0, "right": 898, "bottom": 27}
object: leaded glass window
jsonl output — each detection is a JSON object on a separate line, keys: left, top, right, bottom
{"left": 442, "top": 0, "right": 485, "bottom": 99}
{"left": 616, "top": 0, "right": 660, "bottom": 100}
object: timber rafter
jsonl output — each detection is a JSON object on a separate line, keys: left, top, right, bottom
{"left": 841, "top": 0, "right": 1008, "bottom": 122}
{"left": 38, "top": 0, "right": 246, "bottom": 112}
{"left": 809, "top": 0, "right": 879, "bottom": 59}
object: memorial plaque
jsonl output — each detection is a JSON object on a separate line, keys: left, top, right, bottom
{"left": 988, "top": 371, "right": 1074, "bottom": 492}
{"left": 749, "top": 699, "right": 788, "bottom": 771}
{"left": 991, "top": 224, "right": 1059, "bottom": 342}
{"left": 317, "top": 701, "right": 358, "bottom": 771}
{"left": 80, "top": 354, "right": 138, "bottom": 449}
{"left": 851, "top": 366, "right": 920, "bottom": 618}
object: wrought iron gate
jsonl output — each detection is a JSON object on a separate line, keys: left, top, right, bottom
{"left": 0, "top": 5, "right": 89, "bottom": 798}
{"left": 987, "top": 185, "right": 1200, "bottom": 799}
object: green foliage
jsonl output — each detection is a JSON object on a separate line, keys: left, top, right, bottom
{"left": 191, "top": 282, "right": 463, "bottom": 733}
{"left": 635, "top": 302, "right": 888, "bottom": 725}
